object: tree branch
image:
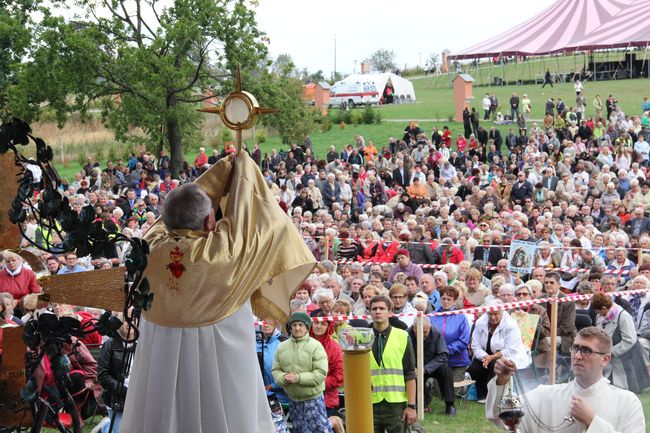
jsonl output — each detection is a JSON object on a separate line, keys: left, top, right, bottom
{"left": 99, "top": 64, "right": 151, "bottom": 102}
{"left": 177, "top": 94, "right": 215, "bottom": 103}
{"left": 136, "top": 0, "right": 157, "bottom": 39}
{"left": 169, "top": 45, "right": 206, "bottom": 96}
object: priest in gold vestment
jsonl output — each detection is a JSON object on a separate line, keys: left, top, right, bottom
{"left": 121, "top": 152, "right": 316, "bottom": 433}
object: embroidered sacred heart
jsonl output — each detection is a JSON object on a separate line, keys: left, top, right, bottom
{"left": 168, "top": 262, "right": 185, "bottom": 279}
{"left": 167, "top": 246, "right": 186, "bottom": 279}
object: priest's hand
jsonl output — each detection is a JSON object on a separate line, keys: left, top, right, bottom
{"left": 570, "top": 396, "right": 595, "bottom": 427}
{"left": 494, "top": 358, "right": 517, "bottom": 385}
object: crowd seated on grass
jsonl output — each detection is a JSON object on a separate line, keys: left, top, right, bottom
{"left": 2, "top": 90, "right": 650, "bottom": 429}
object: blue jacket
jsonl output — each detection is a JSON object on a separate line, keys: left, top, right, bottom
{"left": 430, "top": 309, "right": 470, "bottom": 368}
{"left": 256, "top": 330, "right": 289, "bottom": 404}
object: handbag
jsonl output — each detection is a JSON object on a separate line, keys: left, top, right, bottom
{"left": 611, "top": 311, "right": 650, "bottom": 393}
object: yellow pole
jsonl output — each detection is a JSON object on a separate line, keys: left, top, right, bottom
{"left": 416, "top": 314, "right": 424, "bottom": 421}
{"left": 549, "top": 299, "right": 558, "bottom": 385}
{"left": 343, "top": 350, "right": 374, "bottom": 433}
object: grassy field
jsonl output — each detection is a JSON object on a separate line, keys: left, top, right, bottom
{"left": 49, "top": 388, "right": 650, "bottom": 433}
{"left": 37, "top": 74, "right": 650, "bottom": 182}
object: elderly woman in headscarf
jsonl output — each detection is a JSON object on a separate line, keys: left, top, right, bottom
{"left": 273, "top": 312, "right": 332, "bottom": 433}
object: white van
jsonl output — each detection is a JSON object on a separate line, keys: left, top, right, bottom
{"left": 329, "top": 83, "right": 380, "bottom": 108}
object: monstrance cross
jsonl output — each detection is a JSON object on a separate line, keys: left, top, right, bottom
{"left": 198, "top": 65, "right": 279, "bottom": 151}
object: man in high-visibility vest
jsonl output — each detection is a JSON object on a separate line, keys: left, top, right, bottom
{"left": 370, "top": 295, "right": 417, "bottom": 433}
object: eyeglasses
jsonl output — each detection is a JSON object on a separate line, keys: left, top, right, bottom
{"left": 570, "top": 344, "right": 607, "bottom": 356}
{"left": 390, "top": 295, "right": 406, "bottom": 300}
{"left": 516, "top": 292, "right": 530, "bottom": 297}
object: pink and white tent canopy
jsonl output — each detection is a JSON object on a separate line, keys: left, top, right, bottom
{"left": 449, "top": 0, "right": 650, "bottom": 60}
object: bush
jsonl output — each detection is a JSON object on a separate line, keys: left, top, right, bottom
{"left": 320, "top": 115, "right": 332, "bottom": 132}
{"left": 256, "top": 129, "right": 267, "bottom": 143}
{"left": 108, "top": 145, "right": 118, "bottom": 162}
{"left": 374, "top": 109, "right": 382, "bottom": 124}
{"left": 76, "top": 146, "right": 87, "bottom": 167}
{"left": 351, "top": 111, "right": 362, "bottom": 126}
{"left": 362, "top": 105, "right": 375, "bottom": 124}
{"left": 217, "top": 128, "right": 233, "bottom": 147}
{"left": 330, "top": 109, "right": 343, "bottom": 125}
{"left": 341, "top": 110, "right": 353, "bottom": 125}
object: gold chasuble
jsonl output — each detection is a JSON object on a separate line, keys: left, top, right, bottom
{"left": 143, "top": 152, "right": 316, "bottom": 328}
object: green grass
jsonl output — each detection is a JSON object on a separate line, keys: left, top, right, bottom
{"left": 49, "top": 389, "right": 650, "bottom": 433}
{"left": 53, "top": 75, "right": 650, "bottom": 180}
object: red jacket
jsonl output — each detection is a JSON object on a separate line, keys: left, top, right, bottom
{"left": 310, "top": 324, "right": 343, "bottom": 409}
{"left": 78, "top": 311, "right": 102, "bottom": 348}
{"left": 373, "top": 241, "right": 400, "bottom": 263}
{"left": 357, "top": 242, "right": 378, "bottom": 261}
{"left": 0, "top": 266, "right": 41, "bottom": 300}
{"left": 441, "top": 247, "right": 464, "bottom": 265}
{"left": 194, "top": 152, "right": 208, "bottom": 168}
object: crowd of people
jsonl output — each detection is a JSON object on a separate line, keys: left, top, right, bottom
{"left": 1, "top": 85, "right": 650, "bottom": 433}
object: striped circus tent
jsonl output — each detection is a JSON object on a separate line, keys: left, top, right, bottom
{"left": 449, "top": 0, "right": 648, "bottom": 59}
{"left": 571, "top": 1, "right": 650, "bottom": 50}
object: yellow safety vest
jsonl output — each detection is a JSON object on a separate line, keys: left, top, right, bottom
{"left": 370, "top": 327, "right": 408, "bottom": 404}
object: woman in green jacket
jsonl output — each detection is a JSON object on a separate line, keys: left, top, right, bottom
{"left": 272, "top": 312, "right": 332, "bottom": 433}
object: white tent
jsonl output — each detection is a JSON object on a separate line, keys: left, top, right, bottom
{"left": 336, "top": 72, "right": 416, "bottom": 103}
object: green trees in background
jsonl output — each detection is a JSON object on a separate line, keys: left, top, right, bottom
{"left": 2, "top": 0, "right": 320, "bottom": 174}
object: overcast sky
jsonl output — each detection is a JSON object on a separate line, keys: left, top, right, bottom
{"left": 255, "top": 0, "right": 557, "bottom": 75}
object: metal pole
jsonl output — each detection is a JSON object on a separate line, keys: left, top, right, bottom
{"left": 416, "top": 313, "right": 424, "bottom": 421}
{"left": 549, "top": 298, "right": 559, "bottom": 385}
{"left": 334, "top": 36, "right": 337, "bottom": 78}
{"left": 516, "top": 55, "right": 519, "bottom": 85}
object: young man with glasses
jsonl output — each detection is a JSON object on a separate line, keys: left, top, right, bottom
{"left": 487, "top": 327, "right": 645, "bottom": 433}
{"left": 57, "top": 252, "right": 88, "bottom": 274}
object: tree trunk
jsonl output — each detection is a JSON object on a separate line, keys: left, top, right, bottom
{"left": 166, "top": 93, "right": 184, "bottom": 177}
{"left": 167, "top": 118, "right": 184, "bottom": 177}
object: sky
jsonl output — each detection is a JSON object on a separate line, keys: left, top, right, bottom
{"left": 255, "top": 0, "right": 557, "bottom": 76}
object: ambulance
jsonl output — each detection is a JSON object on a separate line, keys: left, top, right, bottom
{"left": 328, "top": 82, "right": 380, "bottom": 108}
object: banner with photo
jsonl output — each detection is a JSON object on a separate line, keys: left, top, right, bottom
{"left": 507, "top": 240, "right": 536, "bottom": 274}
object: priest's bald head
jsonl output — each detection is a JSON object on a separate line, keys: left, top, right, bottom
{"left": 162, "top": 183, "right": 215, "bottom": 232}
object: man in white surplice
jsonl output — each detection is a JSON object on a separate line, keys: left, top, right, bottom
{"left": 486, "top": 326, "right": 645, "bottom": 433}
{"left": 121, "top": 152, "right": 316, "bottom": 433}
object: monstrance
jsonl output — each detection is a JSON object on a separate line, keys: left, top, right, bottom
{"left": 198, "top": 65, "right": 279, "bottom": 151}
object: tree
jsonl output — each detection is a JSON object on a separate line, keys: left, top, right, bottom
{"left": 10, "top": 0, "right": 268, "bottom": 175}
{"left": 272, "top": 54, "right": 296, "bottom": 77}
{"left": 0, "top": 0, "right": 39, "bottom": 117}
{"left": 427, "top": 53, "right": 440, "bottom": 72}
{"left": 248, "top": 67, "right": 320, "bottom": 145}
{"left": 366, "top": 49, "right": 396, "bottom": 73}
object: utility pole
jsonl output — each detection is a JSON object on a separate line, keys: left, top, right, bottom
{"left": 334, "top": 35, "right": 337, "bottom": 79}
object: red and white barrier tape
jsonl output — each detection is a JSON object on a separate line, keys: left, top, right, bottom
{"left": 254, "top": 287, "right": 650, "bottom": 326}
{"left": 332, "top": 258, "right": 631, "bottom": 275}
{"left": 303, "top": 235, "right": 650, "bottom": 253}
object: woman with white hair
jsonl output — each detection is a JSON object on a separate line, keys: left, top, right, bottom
{"left": 468, "top": 299, "right": 530, "bottom": 401}
{"left": 0, "top": 250, "right": 41, "bottom": 305}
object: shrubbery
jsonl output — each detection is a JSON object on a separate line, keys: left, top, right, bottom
{"left": 329, "top": 105, "right": 381, "bottom": 125}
